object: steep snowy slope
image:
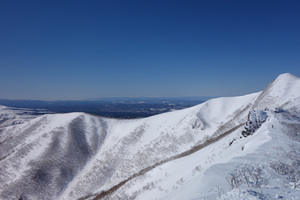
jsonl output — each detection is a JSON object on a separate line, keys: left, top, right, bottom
{"left": 159, "top": 101, "right": 300, "bottom": 200}
{"left": 0, "top": 73, "right": 300, "bottom": 200}
{"left": 61, "top": 92, "right": 258, "bottom": 200}
{"left": 253, "top": 73, "right": 300, "bottom": 109}
{"left": 0, "top": 112, "right": 111, "bottom": 200}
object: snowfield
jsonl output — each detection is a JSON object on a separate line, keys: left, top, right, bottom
{"left": 1, "top": 73, "right": 300, "bottom": 200}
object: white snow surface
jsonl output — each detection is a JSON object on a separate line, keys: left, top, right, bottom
{"left": 0, "top": 106, "right": 43, "bottom": 128}
{"left": 1, "top": 73, "right": 300, "bottom": 200}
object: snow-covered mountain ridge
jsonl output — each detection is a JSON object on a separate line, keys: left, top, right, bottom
{"left": 1, "top": 73, "right": 300, "bottom": 200}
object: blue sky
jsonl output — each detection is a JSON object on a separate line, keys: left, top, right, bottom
{"left": 0, "top": 0, "right": 300, "bottom": 100}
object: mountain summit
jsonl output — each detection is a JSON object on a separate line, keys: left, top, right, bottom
{"left": 253, "top": 73, "right": 300, "bottom": 109}
{"left": 1, "top": 73, "right": 300, "bottom": 200}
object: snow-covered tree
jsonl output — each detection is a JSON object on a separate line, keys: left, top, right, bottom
{"left": 242, "top": 110, "right": 268, "bottom": 137}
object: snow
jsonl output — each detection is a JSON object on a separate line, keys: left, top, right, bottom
{"left": 0, "top": 106, "right": 39, "bottom": 128}
{"left": 1, "top": 73, "right": 300, "bottom": 200}
{"left": 129, "top": 108, "right": 298, "bottom": 200}
{"left": 253, "top": 73, "right": 300, "bottom": 109}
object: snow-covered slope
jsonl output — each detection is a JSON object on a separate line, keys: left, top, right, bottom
{"left": 0, "top": 106, "right": 47, "bottom": 128}
{"left": 253, "top": 73, "right": 300, "bottom": 109}
{"left": 0, "top": 73, "right": 300, "bottom": 200}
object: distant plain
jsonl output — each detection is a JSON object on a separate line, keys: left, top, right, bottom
{"left": 0, "top": 97, "right": 212, "bottom": 119}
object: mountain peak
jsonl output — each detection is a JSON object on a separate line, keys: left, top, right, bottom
{"left": 253, "top": 73, "right": 300, "bottom": 109}
{"left": 274, "top": 72, "right": 298, "bottom": 83}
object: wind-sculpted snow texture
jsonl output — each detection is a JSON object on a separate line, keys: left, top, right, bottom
{"left": 0, "top": 73, "right": 300, "bottom": 200}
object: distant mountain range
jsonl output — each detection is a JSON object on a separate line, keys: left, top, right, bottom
{"left": 1, "top": 73, "right": 300, "bottom": 199}
{"left": 0, "top": 97, "right": 212, "bottom": 119}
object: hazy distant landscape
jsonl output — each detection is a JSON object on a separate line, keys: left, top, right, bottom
{"left": 0, "top": 97, "right": 211, "bottom": 118}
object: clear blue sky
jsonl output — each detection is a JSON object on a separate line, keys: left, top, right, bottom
{"left": 1, "top": 0, "right": 300, "bottom": 100}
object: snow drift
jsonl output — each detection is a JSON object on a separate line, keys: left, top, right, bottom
{"left": 1, "top": 73, "right": 300, "bottom": 200}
